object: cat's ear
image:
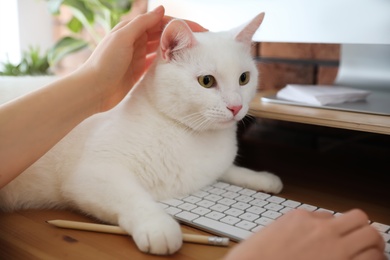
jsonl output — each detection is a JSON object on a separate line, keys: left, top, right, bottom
{"left": 234, "top": 12, "right": 265, "bottom": 45}
{"left": 161, "top": 19, "right": 197, "bottom": 61}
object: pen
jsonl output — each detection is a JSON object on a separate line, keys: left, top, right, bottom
{"left": 47, "top": 219, "right": 230, "bottom": 247}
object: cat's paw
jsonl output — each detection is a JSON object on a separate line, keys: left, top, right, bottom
{"left": 222, "top": 167, "right": 283, "bottom": 194}
{"left": 251, "top": 171, "right": 283, "bottom": 194}
{"left": 130, "top": 213, "right": 182, "bottom": 255}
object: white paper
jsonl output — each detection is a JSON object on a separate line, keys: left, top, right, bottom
{"left": 276, "top": 84, "right": 370, "bottom": 106}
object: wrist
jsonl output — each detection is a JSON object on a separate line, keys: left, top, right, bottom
{"left": 67, "top": 65, "right": 106, "bottom": 116}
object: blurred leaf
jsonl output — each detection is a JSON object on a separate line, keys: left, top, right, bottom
{"left": 67, "top": 16, "right": 83, "bottom": 33}
{"left": 44, "top": 0, "right": 132, "bottom": 68}
{"left": 63, "top": 0, "right": 94, "bottom": 24}
{"left": 0, "top": 46, "right": 50, "bottom": 76}
{"left": 47, "top": 36, "right": 89, "bottom": 66}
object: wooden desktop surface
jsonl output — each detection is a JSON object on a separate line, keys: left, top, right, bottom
{"left": 250, "top": 91, "right": 390, "bottom": 135}
{"left": 1, "top": 177, "right": 389, "bottom": 259}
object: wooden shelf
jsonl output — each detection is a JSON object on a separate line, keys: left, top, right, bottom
{"left": 249, "top": 91, "right": 390, "bottom": 135}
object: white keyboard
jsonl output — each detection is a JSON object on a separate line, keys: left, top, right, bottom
{"left": 159, "top": 181, "right": 390, "bottom": 258}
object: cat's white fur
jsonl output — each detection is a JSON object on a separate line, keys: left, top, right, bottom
{"left": 0, "top": 12, "right": 282, "bottom": 255}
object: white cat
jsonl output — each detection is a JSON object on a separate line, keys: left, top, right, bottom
{"left": 0, "top": 12, "right": 282, "bottom": 255}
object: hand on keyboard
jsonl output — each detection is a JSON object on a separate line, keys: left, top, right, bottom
{"left": 160, "top": 182, "right": 389, "bottom": 260}
{"left": 225, "top": 208, "right": 386, "bottom": 260}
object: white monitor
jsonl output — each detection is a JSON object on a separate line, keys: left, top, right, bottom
{"left": 149, "top": 0, "right": 390, "bottom": 45}
{"left": 148, "top": 0, "right": 390, "bottom": 114}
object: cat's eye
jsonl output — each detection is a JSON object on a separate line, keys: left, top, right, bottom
{"left": 198, "top": 75, "right": 216, "bottom": 88}
{"left": 239, "top": 72, "right": 250, "bottom": 86}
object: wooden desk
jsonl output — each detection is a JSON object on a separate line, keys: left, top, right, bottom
{"left": 250, "top": 91, "right": 390, "bottom": 135}
{"left": 0, "top": 210, "right": 231, "bottom": 259}
{"left": 2, "top": 172, "right": 389, "bottom": 260}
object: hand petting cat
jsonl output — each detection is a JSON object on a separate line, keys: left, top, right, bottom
{"left": 80, "top": 5, "right": 207, "bottom": 113}
{"left": 0, "top": 5, "right": 206, "bottom": 189}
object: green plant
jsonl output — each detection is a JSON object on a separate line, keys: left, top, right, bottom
{"left": 47, "top": 0, "right": 132, "bottom": 66}
{"left": 0, "top": 46, "right": 51, "bottom": 76}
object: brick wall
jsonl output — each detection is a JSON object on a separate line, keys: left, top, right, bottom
{"left": 255, "top": 42, "right": 340, "bottom": 91}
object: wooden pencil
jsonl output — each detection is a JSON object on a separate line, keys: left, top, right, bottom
{"left": 47, "top": 219, "right": 230, "bottom": 246}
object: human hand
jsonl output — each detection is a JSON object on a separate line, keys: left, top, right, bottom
{"left": 78, "top": 5, "right": 206, "bottom": 113}
{"left": 225, "top": 209, "right": 385, "bottom": 260}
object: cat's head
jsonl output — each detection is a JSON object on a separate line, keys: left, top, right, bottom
{"left": 148, "top": 12, "right": 265, "bottom": 131}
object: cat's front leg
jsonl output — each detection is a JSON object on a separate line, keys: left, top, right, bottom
{"left": 118, "top": 197, "right": 183, "bottom": 255}
{"left": 63, "top": 165, "right": 182, "bottom": 255}
{"left": 219, "top": 165, "right": 283, "bottom": 194}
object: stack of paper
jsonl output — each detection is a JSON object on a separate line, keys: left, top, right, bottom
{"left": 276, "top": 84, "right": 370, "bottom": 106}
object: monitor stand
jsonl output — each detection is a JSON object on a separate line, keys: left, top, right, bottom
{"left": 262, "top": 44, "right": 390, "bottom": 116}
{"left": 336, "top": 44, "right": 390, "bottom": 90}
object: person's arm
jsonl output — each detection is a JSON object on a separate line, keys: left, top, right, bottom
{"left": 0, "top": 70, "right": 99, "bottom": 188}
{"left": 0, "top": 5, "right": 205, "bottom": 188}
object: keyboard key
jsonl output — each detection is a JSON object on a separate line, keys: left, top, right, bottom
{"left": 210, "top": 203, "right": 229, "bottom": 213}
{"left": 218, "top": 198, "right": 236, "bottom": 206}
{"left": 235, "top": 195, "right": 254, "bottom": 203}
{"left": 165, "top": 207, "right": 182, "bottom": 216}
{"left": 240, "top": 212, "right": 260, "bottom": 222}
{"left": 221, "top": 191, "right": 240, "bottom": 199}
{"left": 175, "top": 211, "right": 199, "bottom": 221}
{"left": 191, "top": 190, "right": 209, "bottom": 198}
{"left": 279, "top": 207, "right": 295, "bottom": 214}
{"left": 183, "top": 196, "right": 202, "bottom": 204}
{"left": 205, "top": 211, "right": 226, "bottom": 220}
{"left": 209, "top": 188, "right": 226, "bottom": 195}
{"left": 249, "top": 199, "right": 268, "bottom": 207}
{"left": 266, "top": 196, "right": 286, "bottom": 204}
{"left": 193, "top": 217, "right": 253, "bottom": 240}
{"left": 196, "top": 199, "right": 215, "bottom": 208}
{"left": 238, "top": 188, "right": 257, "bottom": 196}
{"left": 251, "top": 192, "right": 270, "bottom": 200}
{"left": 264, "top": 202, "right": 284, "bottom": 212}
{"left": 232, "top": 202, "right": 251, "bottom": 211}
{"left": 298, "top": 203, "right": 318, "bottom": 212}
{"left": 220, "top": 216, "right": 241, "bottom": 225}
{"left": 371, "top": 222, "right": 390, "bottom": 233}
{"left": 204, "top": 194, "right": 223, "bottom": 202}
{"left": 262, "top": 210, "right": 283, "bottom": 220}
{"left": 178, "top": 203, "right": 197, "bottom": 211}
{"left": 191, "top": 207, "right": 211, "bottom": 216}
{"left": 225, "top": 208, "right": 244, "bottom": 217}
{"left": 255, "top": 216, "right": 274, "bottom": 226}
{"left": 236, "top": 220, "right": 257, "bottom": 231}
{"left": 247, "top": 206, "right": 267, "bottom": 215}
{"left": 282, "top": 199, "right": 301, "bottom": 208}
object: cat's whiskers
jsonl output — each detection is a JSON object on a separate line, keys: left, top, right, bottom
{"left": 239, "top": 114, "right": 255, "bottom": 130}
{"left": 180, "top": 111, "right": 207, "bottom": 131}
{"left": 183, "top": 111, "right": 216, "bottom": 133}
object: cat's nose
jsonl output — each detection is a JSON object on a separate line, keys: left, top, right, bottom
{"left": 227, "top": 105, "right": 242, "bottom": 116}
